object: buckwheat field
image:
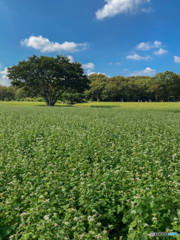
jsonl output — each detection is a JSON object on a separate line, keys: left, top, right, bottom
{"left": 0, "top": 102, "right": 180, "bottom": 240}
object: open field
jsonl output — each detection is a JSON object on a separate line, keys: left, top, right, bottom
{"left": 0, "top": 101, "right": 180, "bottom": 110}
{"left": 0, "top": 102, "right": 180, "bottom": 239}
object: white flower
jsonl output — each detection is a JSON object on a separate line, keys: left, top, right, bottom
{"left": 108, "top": 224, "right": 113, "bottom": 229}
{"left": 43, "top": 215, "right": 49, "bottom": 221}
{"left": 92, "top": 209, "right": 97, "bottom": 213}
{"left": 88, "top": 216, "right": 95, "bottom": 222}
{"left": 20, "top": 212, "right": 27, "bottom": 216}
{"left": 95, "top": 233, "right": 103, "bottom": 239}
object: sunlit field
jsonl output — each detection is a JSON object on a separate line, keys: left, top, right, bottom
{"left": 0, "top": 102, "right": 179, "bottom": 239}
{"left": 0, "top": 101, "right": 180, "bottom": 110}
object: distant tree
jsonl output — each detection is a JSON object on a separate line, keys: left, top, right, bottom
{"left": 147, "top": 78, "right": 163, "bottom": 101}
{"left": 0, "top": 85, "right": 16, "bottom": 101}
{"left": 102, "top": 76, "right": 126, "bottom": 101}
{"left": 85, "top": 74, "right": 108, "bottom": 101}
{"left": 7, "top": 55, "right": 90, "bottom": 106}
{"left": 154, "top": 71, "right": 180, "bottom": 101}
{"left": 127, "top": 76, "right": 153, "bottom": 101}
{"left": 15, "top": 87, "right": 29, "bottom": 100}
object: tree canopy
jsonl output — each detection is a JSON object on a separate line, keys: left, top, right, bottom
{"left": 7, "top": 55, "right": 90, "bottom": 106}
{"left": 85, "top": 72, "right": 180, "bottom": 102}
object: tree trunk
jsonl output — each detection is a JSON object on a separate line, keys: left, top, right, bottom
{"left": 46, "top": 101, "right": 55, "bottom": 106}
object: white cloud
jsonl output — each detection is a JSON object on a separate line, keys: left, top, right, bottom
{"left": 0, "top": 67, "right": 11, "bottom": 86}
{"left": 126, "top": 53, "right": 152, "bottom": 60}
{"left": 87, "top": 70, "right": 106, "bottom": 76}
{"left": 96, "top": 0, "right": 151, "bottom": 20}
{"left": 174, "top": 56, "right": 180, "bottom": 63}
{"left": 21, "top": 35, "right": 88, "bottom": 53}
{"left": 67, "top": 55, "right": 74, "bottom": 63}
{"left": 136, "top": 41, "right": 161, "bottom": 51}
{"left": 82, "top": 63, "right": 95, "bottom": 70}
{"left": 130, "top": 67, "right": 156, "bottom": 76}
{"left": 153, "top": 48, "right": 168, "bottom": 55}
{"left": 153, "top": 41, "right": 161, "bottom": 48}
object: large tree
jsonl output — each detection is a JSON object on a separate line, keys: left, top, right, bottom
{"left": 7, "top": 55, "right": 89, "bottom": 106}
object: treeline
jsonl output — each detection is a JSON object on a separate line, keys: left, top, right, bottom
{"left": 1, "top": 70, "right": 180, "bottom": 102}
{"left": 0, "top": 86, "right": 43, "bottom": 102}
{"left": 86, "top": 71, "right": 180, "bottom": 102}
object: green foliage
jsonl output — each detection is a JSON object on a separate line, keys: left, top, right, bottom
{"left": 154, "top": 71, "right": 180, "bottom": 101}
{"left": 2, "top": 69, "right": 180, "bottom": 103}
{"left": 0, "top": 104, "right": 179, "bottom": 239}
{"left": 59, "top": 92, "right": 86, "bottom": 104}
{"left": 86, "top": 72, "right": 180, "bottom": 102}
{"left": 86, "top": 74, "right": 108, "bottom": 101}
{"left": 7, "top": 55, "right": 90, "bottom": 106}
{"left": 0, "top": 85, "right": 16, "bottom": 101}
{"left": 15, "top": 87, "right": 31, "bottom": 100}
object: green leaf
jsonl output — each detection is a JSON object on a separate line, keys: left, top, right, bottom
{"left": 140, "top": 231, "right": 148, "bottom": 240}
{"left": 128, "top": 232, "right": 136, "bottom": 240}
{"left": 129, "top": 220, "right": 137, "bottom": 228}
{"left": 117, "top": 205, "right": 122, "bottom": 214}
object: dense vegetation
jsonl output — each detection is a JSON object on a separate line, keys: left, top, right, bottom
{"left": 1, "top": 71, "right": 180, "bottom": 103}
{"left": 86, "top": 72, "right": 180, "bottom": 102}
{"left": 0, "top": 102, "right": 179, "bottom": 239}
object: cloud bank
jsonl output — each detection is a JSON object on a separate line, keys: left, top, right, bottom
{"left": 96, "top": 0, "right": 151, "bottom": 20}
{"left": 126, "top": 53, "right": 152, "bottom": 60}
{"left": 21, "top": 36, "right": 88, "bottom": 53}
{"left": 87, "top": 71, "right": 106, "bottom": 76}
{"left": 130, "top": 67, "right": 156, "bottom": 76}
{"left": 136, "top": 41, "right": 161, "bottom": 51}
{"left": 153, "top": 48, "right": 168, "bottom": 55}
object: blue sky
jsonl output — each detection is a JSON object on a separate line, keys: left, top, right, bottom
{"left": 1, "top": 0, "right": 180, "bottom": 86}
